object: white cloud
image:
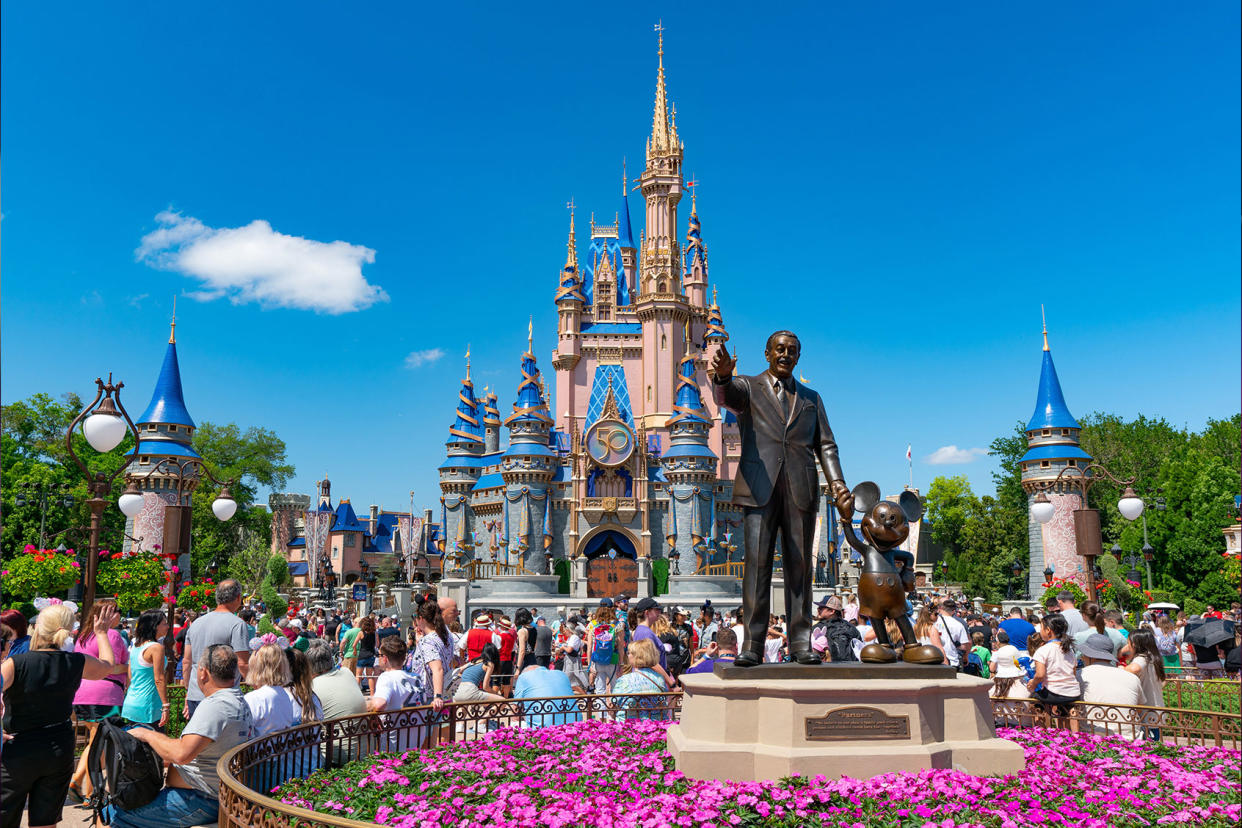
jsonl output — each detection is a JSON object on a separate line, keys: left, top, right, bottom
{"left": 925, "top": 445, "right": 988, "bottom": 465}
{"left": 136, "top": 210, "right": 387, "bottom": 314}
{"left": 128, "top": 293, "right": 150, "bottom": 308}
{"left": 404, "top": 348, "right": 446, "bottom": 369}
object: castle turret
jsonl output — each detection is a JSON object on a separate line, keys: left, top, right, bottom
{"left": 683, "top": 188, "right": 708, "bottom": 308}
{"left": 502, "top": 324, "right": 556, "bottom": 573}
{"left": 704, "top": 286, "right": 729, "bottom": 346}
{"left": 618, "top": 161, "right": 637, "bottom": 301}
{"left": 638, "top": 25, "right": 684, "bottom": 298}
{"left": 483, "top": 390, "right": 501, "bottom": 454}
{"left": 1019, "top": 321, "right": 1092, "bottom": 596}
{"left": 439, "top": 353, "right": 484, "bottom": 564}
{"left": 663, "top": 326, "right": 718, "bottom": 570}
{"left": 124, "top": 321, "right": 201, "bottom": 557}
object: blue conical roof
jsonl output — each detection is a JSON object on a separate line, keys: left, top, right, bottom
{"left": 1026, "top": 348, "right": 1080, "bottom": 430}
{"left": 504, "top": 350, "right": 553, "bottom": 426}
{"left": 668, "top": 354, "right": 709, "bottom": 425}
{"left": 446, "top": 377, "right": 483, "bottom": 446}
{"left": 331, "top": 500, "right": 366, "bottom": 533}
{"left": 685, "top": 203, "right": 705, "bottom": 269}
{"left": 619, "top": 190, "right": 635, "bottom": 248}
{"left": 137, "top": 342, "right": 196, "bottom": 428}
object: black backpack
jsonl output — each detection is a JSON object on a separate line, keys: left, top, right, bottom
{"left": 663, "top": 631, "right": 690, "bottom": 673}
{"left": 825, "top": 620, "right": 860, "bottom": 664}
{"left": 88, "top": 717, "right": 164, "bottom": 821}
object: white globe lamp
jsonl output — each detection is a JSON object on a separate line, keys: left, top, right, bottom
{"left": 118, "top": 481, "right": 145, "bottom": 518}
{"left": 83, "top": 406, "right": 127, "bottom": 453}
{"left": 212, "top": 488, "right": 238, "bottom": 521}
{"left": 1030, "top": 491, "right": 1056, "bottom": 524}
{"left": 1117, "top": 487, "right": 1145, "bottom": 521}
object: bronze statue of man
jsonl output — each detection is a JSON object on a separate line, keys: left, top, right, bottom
{"left": 712, "top": 331, "right": 853, "bottom": 666}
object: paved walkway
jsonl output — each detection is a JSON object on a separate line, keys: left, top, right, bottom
{"left": 17, "top": 799, "right": 94, "bottom": 827}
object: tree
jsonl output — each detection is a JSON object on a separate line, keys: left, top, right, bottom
{"left": 223, "top": 538, "right": 278, "bottom": 595}
{"left": 924, "top": 475, "right": 977, "bottom": 578}
{"left": 187, "top": 423, "right": 293, "bottom": 578}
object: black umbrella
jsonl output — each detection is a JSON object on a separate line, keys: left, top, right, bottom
{"left": 1184, "top": 618, "right": 1236, "bottom": 649}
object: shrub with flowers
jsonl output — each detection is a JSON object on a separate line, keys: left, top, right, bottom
{"left": 1038, "top": 576, "right": 1087, "bottom": 608}
{"left": 274, "top": 720, "right": 1241, "bottom": 827}
{"left": 0, "top": 545, "right": 81, "bottom": 600}
{"left": 175, "top": 578, "right": 218, "bottom": 613}
{"left": 97, "top": 550, "right": 170, "bottom": 614}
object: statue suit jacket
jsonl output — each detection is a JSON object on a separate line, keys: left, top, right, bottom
{"left": 713, "top": 370, "right": 844, "bottom": 512}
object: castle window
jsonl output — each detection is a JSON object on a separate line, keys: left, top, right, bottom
{"left": 140, "top": 456, "right": 150, "bottom": 465}
{"left": 1068, "top": 460, "right": 1077, "bottom": 467}
{"left": 1040, "top": 461, "right": 1050, "bottom": 468}
{"left": 661, "top": 334, "right": 667, "bottom": 350}
{"left": 146, "top": 424, "right": 157, "bottom": 432}
{"left": 647, "top": 385, "right": 652, "bottom": 403}
{"left": 1061, "top": 429, "right": 1070, "bottom": 436}
{"left": 1041, "top": 429, "right": 1051, "bottom": 437}
{"left": 345, "top": 534, "right": 356, "bottom": 548}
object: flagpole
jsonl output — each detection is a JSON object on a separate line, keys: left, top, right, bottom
{"left": 907, "top": 444, "right": 913, "bottom": 490}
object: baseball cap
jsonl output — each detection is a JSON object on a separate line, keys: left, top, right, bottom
{"left": 1079, "top": 633, "right": 1117, "bottom": 663}
{"left": 616, "top": 594, "right": 630, "bottom": 604}
{"left": 816, "top": 595, "right": 843, "bottom": 611}
{"left": 599, "top": 597, "right": 614, "bottom": 608}
{"left": 635, "top": 597, "right": 660, "bottom": 614}
{"left": 674, "top": 606, "right": 689, "bottom": 617}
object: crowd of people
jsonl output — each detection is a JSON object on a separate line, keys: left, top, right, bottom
{"left": 2, "top": 581, "right": 1238, "bottom": 827}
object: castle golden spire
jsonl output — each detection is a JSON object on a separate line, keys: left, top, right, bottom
{"left": 465, "top": 343, "right": 472, "bottom": 380}
{"left": 649, "top": 21, "right": 671, "bottom": 155}
{"left": 169, "top": 295, "right": 177, "bottom": 344}
{"left": 564, "top": 199, "right": 577, "bottom": 270}
{"left": 1041, "top": 304, "right": 1049, "bottom": 351}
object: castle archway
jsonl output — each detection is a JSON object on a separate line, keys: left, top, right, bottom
{"left": 577, "top": 528, "right": 640, "bottom": 598}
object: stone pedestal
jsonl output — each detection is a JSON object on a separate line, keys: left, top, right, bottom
{"left": 667, "top": 666, "right": 1024, "bottom": 782}
{"left": 635, "top": 557, "right": 653, "bottom": 598}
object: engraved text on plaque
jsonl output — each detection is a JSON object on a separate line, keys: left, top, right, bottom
{"left": 805, "top": 706, "right": 910, "bottom": 741}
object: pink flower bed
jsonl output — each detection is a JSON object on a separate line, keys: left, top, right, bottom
{"left": 274, "top": 720, "right": 1241, "bottom": 827}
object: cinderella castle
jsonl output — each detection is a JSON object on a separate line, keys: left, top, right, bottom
{"left": 428, "top": 28, "right": 847, "bottom": 608}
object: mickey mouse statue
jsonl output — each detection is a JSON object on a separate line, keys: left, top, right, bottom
{"left": 839, "top": 482, "right": 942, "bottom": 664}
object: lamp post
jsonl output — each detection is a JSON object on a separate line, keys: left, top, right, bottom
{"left": 65, "top": 375, "right": 140, "bottom": 627}
{"left": 15, "top": 482, "right": 75, "bottom": 551}
{"left": 1110, "top": 544, "right": 1147, "bottom": 587}
{"left": 1139, "top": 488, "right": 1165, "bottom": 588}
{"left": 1042, "top": 564, "right": 1055, "bottom": 587}
{"left": 1008, "top": 559, "right": 1024, "bottom": 600}
{"left": 1030, "top": 464, "right": 1145, "bottom": 603}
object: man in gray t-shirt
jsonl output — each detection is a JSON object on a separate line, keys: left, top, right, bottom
{"left": 182, "top": 579, "right": 251, "bottom": 715}
{"left": 122, "top": 645, "right": 254, "bottom": 827}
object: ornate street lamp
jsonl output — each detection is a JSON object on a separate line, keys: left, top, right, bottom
{"left": 1030, "top": 464, "right": 1145, "bottom": 602}
{"left": 65, "top": 375, "right": 139, "bottom": 626}
{"left": 1043, "top": 564, "right": 1055, "bottom": 584}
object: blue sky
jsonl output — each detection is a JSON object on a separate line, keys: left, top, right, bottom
{"left": 3, "top": 3, "right": 1239, "bottom": 513}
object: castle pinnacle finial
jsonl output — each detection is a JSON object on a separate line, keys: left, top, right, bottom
{"left": 564, "top": 198, "right": 577, "bottom": 270}
{"left": 1041, "top": 304, "right": 1049, "bottom": 351}
{"left": 169, "top": 295, "right": 177, "bottom": 344}
{"left": 711, "top": 285, "right": 718, "bottom": 306}
{"left": 622, "top": 158, "right": 627, "bottom": 196}
{"left": 686, "top": 175, "right": 698, "bottom": 212}
{"left": 465, "top": 343, "right": 472, "bottom": 380}
{"left": 527, "top": 316, "right": 534, "bottom": 353}
{"left": 650, "top": 20, "right": 671, "bottom": 153}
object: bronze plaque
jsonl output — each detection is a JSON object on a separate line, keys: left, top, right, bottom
{"left": 805, "top": 706, "right": 910, "bottom": 741}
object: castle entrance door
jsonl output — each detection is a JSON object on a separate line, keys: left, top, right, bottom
{"left": 585, "top": 531, "right": 638, "bottom": 599}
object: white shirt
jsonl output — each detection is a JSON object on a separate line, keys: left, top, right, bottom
{"left": 373, "top": 669, "right": 421, "bottom": 712}
{"left": 1034, "top": 641, "right": 1081, "bottom": 697}
{"left": 1081, "top": 663, "right": 1141, "bottom": 707}
{"left": 731, "top": 623, "right": 745, "bottom": 646}
{"left": 763, "top": 637, "right": 783, "bottom": 663}
{"left": 245, "top": 685, "right": 322, "bottom": 737}
{"left": 935, "top": 615, "right": 970, "bottom": 667}
{"left": 1128, "top": 655, "right": 1164, "bottom": 707}
{"left": 990, "top": 644, "right": 1024, "bottom": 678}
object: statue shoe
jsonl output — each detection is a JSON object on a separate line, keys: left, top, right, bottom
{"left": 733, "top": 650, "right": 762, "bottom": 667}
{"left": 902, "top": 645, "right": 945, "bottom": 665}
{"left": 791, "top": 650, "right": 822, "bottom": 665}
{"left": 859, "top": 643, "right": 898, "bottom": 663}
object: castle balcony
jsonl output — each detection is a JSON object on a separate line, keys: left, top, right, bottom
{"left": 582, "top": 496, "right": 639, "bottom": 525}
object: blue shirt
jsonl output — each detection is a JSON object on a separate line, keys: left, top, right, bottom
{"left": 632, "top": 624, "right": 666, "bottom": 671}
{"left": 513, "top": 667, "right": 580, "bottom": 729}
{"left": 686, "top": 656, "right": 735, "bottom": 675}
{"left": 999, "top": 618, "right": 1038, "bottom": 651}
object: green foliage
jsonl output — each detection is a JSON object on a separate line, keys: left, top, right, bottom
{"left": 175, "top": 579, "right": 218, "bottom": 614}
{"left": 1, "top": 393, "right": 132, "bottom": 559}
{"left": 0, "top": 547, "right": 81, "bottom": 599}
{"left": 553, "top": 558, "right": 570, "bottom": 594}
{"left": 188, "top": 422, "right": 291, "bottom": 577}
{"left": 223, "top": 538, "right": 277, "bottom": 595}
{"left": 258, "top": 552, "right": 289, "bottom": 631}
{"left": 1039, "top": 577, "right": 1087, "bottom": 609}
{"left": 96, "top": 552, "right": 169, "bottom": 614}
{"left": 652, "top": 558, "right": 670, "bottom": 596}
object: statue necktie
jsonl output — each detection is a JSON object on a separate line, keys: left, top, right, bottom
{"left": 775, "top": 379, "right": 790, "bottom": 420}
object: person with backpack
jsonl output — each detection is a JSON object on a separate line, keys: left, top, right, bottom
{"left": 115, "top": 644, "right": 254, "bottom": 828}
{"left": 810, "top": 596, "right": 861, "bottom": 662}
{"left": 587, "top": 599, "right": 623, "bottom": 694}
{"left": 935, "top": 600, "right": 971, "bottom": 670}
{"left": 969, "top": 632, "right": 992, "bottom": 678}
